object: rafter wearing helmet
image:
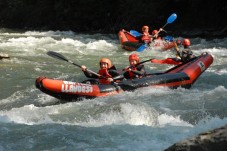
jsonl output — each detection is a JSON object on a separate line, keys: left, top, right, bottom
{"left": 151, "top": 29, "right": 162, "bottom": 40}
{"left": 81, "top": 58, "right": 119, "bottom": 84}
{"left": 123, "top": 54, "right": 146, "bottom": 79}
{"left": 175, "top": 38, "right": 196, "bottom": 63}
{"left": 140, "top": 25, "right": 151, "bottom": 43}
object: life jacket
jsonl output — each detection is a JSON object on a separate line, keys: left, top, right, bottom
{"left": 127, "top": 66, "right": 141, "bottom": 79}
{"left": 141, "top": 32, "right": 151, "bottom": 43}
{"left": 98, "top": 68, "right": 112, "bottom": 84}
{"left": 181, "top": 48, "right": 195, "bottom": 62}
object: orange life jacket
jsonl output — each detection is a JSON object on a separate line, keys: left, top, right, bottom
{"left": 98, "top": 68, "right": 112, "bottom": 84}
{"left": 141, "top": 32, "right": 151, "bottom": 43}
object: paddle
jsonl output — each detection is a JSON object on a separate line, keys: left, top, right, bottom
{"left": 130, "top": 30, "right": 142, "bottom": 37}
{"left": 137, "top": 13, "right": 177, "bottom": 52}
{"left": 151, "top": 58, "right": 182, "bottom": 65}
{"left": 173, "top": 40, "right": 182, "bottom": 59}
{"left": 115, "top": 58, "right": 154, "bottom": 90}
{"left": 47, "top": 51, "right": 106, "bottom": 79}
{"left": 164, "top": 35, "right": 174, "bottom": 42}
{"left": 136, "top": 58, "right": 154, "bottom": 66}
{"left": 134, "top": 57, "right": 181, "bottom": 65}
{"left": 47, "top": 51, "right": 139, "bottom": 90}
{"left": 163, "top": 13, "right": 177, "bottom": 28}
{"left": 122, "top": 58, "right": 154, "bottom": 72}
{"left": 136, "top": 44, "right": 147, "bottom": 52}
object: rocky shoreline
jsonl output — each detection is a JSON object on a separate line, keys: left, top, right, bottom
{"left": 165, "top": 125, "right": 227, "bottom": 151}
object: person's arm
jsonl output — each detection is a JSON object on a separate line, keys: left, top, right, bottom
{"left": 131, "top": 70, "right": 144, "bottom": 76}
{"left": 123, "top": 71, "right": 130, "bottom": 79}
{"left": 108, "top": 67, "right": 125, "bottom": 81}
{"left": 131, "top": 65, "right": 146, "bottom": 76}
{"left": 112, "top": 75, "right": 124, "bottom": 81}
{"left": 109, "top": 69, "right": 119, "bottom": 77}
{"left": 83, "top": 70, "right": 99, "bottom": 78}
{"left": 81, "top": 65, "right": 99, "bottom": 79}
{"left": 174, "top": 42, "right": 181, "bottom": 58}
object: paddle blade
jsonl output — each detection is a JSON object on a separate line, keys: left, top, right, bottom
{"left": 130, "top": 30, "right": 142, "bottom": 37}
{"left": 47, "top": 51, "right": 83, "bottom": 68}
{"left": 47, "top": 51, "right": 69, "bottom": 62}
{"left": 164, "top": 36, "right": 174, "bottom": 42}
{"left": 151, "top": 58, "right": 182, "bottom": 65}
{"left": 136, "top": 44, "right": 147, "bottom": 52}
{"left": 167, "top": 13, "right": 177, "bottom": 24}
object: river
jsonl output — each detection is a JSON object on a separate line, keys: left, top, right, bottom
{"left": 0, "top": 29, "right": 227, "bottom": 151}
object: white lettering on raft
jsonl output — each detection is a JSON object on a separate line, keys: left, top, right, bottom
{"left": 61, "top": 81, "right": 93, "bottom": 93}
{"left": 197, "top": 61, "right": 205, "bottom": 72}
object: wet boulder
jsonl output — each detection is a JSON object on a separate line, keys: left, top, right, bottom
{"left": 165, "top": 125, "right": 227, "bottom": 151}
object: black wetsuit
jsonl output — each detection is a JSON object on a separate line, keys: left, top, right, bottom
{"left": 177, "top": 48, "right": 196, "bottom": 63}
{"left": 123, "top": 64, "right": 146, "bottom": 79}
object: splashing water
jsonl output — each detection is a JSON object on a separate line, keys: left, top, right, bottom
{"left": 0, "top": 29, "right": 227, "bottom": 151}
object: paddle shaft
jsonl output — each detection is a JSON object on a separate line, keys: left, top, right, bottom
{"left": 125, "top": 58, "right": 153, "bottom": 70}
{"left": 152, "top": 23, "right": 168, "bottom": 39}
{"left": 152, "top": 13, "right": 177, "bottom": 39}
{"left": 173, "top": 42, "right": 181, "bottom": 58}
{"left": 137, "top": 59, "right": 153, "bottom": 65}
{"left": 70, "top": 60, "right": 103, "bottom": 78}
{"left": 47, "top": 51, "right": 107, "bottom": 79}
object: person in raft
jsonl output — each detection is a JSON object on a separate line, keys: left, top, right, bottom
{"left": 139, "top": 25, "right": 151, "bottom": 43}
{"left": 139, "top": 26, "right": 163, "bottom": 43}
{"left": 151, "top": 29, "right": 162, "bottom": 40}
{"left": 81, "top": 58, "right": 120, "bottom": 84}
{"left": 123, "top": 54, "right": 146, "bottom": 79}
{"left": 175, "top": 38, "right": 196, "bottom": 63}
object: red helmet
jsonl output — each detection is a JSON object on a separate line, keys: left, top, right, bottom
{"left": 100, "top": 58, "right": 112, "bottom": 68}
{"left": 142, "top": 26, "right": 149, "bottom": 31}
{"left": 182, "top": 39, "right": 190, "bottom": 46}
{"left": 152, "top": 30, "right": 158, "bottom": 35}
{"left": 129, "top": 54, "right": 139, "bottom": 62}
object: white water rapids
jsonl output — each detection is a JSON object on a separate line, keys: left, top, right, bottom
{"left": 0, "top": 29, "right": 227, "bottom": 151}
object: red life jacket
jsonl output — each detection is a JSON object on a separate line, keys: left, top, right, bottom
{"left": 127, "top": 66, "right": 140, "bottom": 79}
{"left": 98, "top": 68, "right": 112, "bottom": 84}
{"left": 141, "top": 32, "right": 151, "bottom": 43}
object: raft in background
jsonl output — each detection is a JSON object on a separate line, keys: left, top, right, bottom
{"left": 36, "top": 52, "right": 213, "bottom": 102}
{"left": 118, "top": 29, "right": 176, "bottom": 52}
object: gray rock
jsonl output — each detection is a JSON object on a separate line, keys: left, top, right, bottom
{"left": 0, "top": 53, "right": 10, "bottom": 59}
{"left": 165, "top": 125, "right": 227, "bottom": 151}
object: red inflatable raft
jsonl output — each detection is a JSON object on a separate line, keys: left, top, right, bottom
{"left": 118, "top": 29, "right": 176, "bottom": 51}
{"left": 36, "top": 52, "right": 213, "bottom": 102}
